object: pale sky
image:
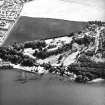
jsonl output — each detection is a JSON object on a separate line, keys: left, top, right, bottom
{"left": 21, "top": 0, "right": 105, "bottom": 21}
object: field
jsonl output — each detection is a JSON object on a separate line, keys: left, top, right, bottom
{"left": 3, "top": 16, "right": 86, "bottom": 46}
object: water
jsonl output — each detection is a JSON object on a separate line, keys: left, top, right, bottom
{"left": 0, "top": 70, "right": 105, "bottom": 105}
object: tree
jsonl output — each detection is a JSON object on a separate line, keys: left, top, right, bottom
{"left": 21, "top": 58, "right": 35, "bottom": 67}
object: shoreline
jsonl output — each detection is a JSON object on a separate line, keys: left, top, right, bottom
{"left": 0, "top": 67, "right": 105, "bottom": 83}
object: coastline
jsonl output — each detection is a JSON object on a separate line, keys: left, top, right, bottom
{"left": 0, "top": 67, "right": 105, "bottom": 83}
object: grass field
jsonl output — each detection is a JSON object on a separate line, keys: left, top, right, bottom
{"left": 3, "top": 16, "right": 86, "bottom": 46}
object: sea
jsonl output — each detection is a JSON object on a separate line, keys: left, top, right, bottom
{"left": 0, "top": 69, "right": 105, "bottom": 105}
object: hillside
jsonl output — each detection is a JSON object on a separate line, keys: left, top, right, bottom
{"left": 3, "top": 16, "right": 86, "bottom": 46}
{"left": 1, "top": 21, "right": 105, "bottom": 83}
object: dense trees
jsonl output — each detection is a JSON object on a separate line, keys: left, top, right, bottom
{"left": 0, "top": 46, "right": 23, "bottom": 64}
{"left": 33, "top": 43, "right": 72, "bottom": 59}
{"left": 12, "top": 42, "right": 24, "bottom": 51}
{"left": 88, "top": 21, "right": 105, "bottom": 26}
{"left": 73, "top": 34, "right": 94, "bottom": 46}
{"left": 0, "top": 40, "right": 47, "bottom": 65}
{"left": 24, "top": 40, "right": 46, "bottom": 50}
{"left": 0, "top": 46, "right": 35, "bottom": 66}
{"left": 67, "top": 53, "right": 105, "bottom": 82}
{"left": 21, "top": 58, "right": 35, "bottom": 67}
